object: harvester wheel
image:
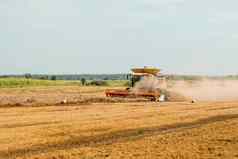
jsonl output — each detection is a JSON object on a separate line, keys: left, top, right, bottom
{"left": 150, "top": 97, "right": 157, "bottom": 102}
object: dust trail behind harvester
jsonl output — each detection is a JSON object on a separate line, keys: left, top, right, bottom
{"left": 132, "top": 76, "right": 238, "bottom": 102}
{"left": 132, "top": 76, "right": 189, "bottom": 102}
{"left": 168, "top": 79, "right": 238, "bottom": 101}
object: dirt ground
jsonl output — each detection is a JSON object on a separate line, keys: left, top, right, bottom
{"left": 1, "top": 86, "right": 238, "bottom": 159}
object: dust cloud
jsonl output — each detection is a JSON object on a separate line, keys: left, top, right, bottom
{"left": 168, "top": 79, "right": 238, "bottom": 101}
{"left": 132, "top": 76, "right": 166, "bottom": 93}
{"left": 132, "top": 76, "right": 238, "bottom": 101}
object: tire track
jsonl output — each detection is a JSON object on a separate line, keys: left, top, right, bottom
{"left": 2, "top": 113, "right": 238, "bottom": 159}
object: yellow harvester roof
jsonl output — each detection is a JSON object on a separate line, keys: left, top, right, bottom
{"left": 131, "top": 67, "right": 161, "bottom": 75}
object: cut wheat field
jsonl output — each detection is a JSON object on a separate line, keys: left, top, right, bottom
{"left": 0, "top": 86, "right": 238, "bottom": 159}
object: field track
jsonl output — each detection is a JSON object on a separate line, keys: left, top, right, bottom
{"left": 0, "top": 86, "right": 238, "bottom": 158}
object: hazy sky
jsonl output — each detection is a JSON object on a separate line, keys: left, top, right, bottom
{"left": 1, "top": 0, "right": 238, "bottom": 75}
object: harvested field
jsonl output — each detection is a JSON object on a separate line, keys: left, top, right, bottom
{"left": 0, "top": 86, "right": 150, "bottom": 107}
{"left": 0, "top": 86, "right": 238, "bottom": 159}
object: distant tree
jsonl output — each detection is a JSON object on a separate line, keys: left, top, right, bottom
{"left": 51, "top": 75, "right": 57, "bottom": 81}
{"left": 24, "top": 73, "right": 32, "bottom": 79}
{"left": 89, "top": 80, "right": 108, "bottom": 86}
{"left": 39, "top": 76, "right": 48, "bottom": 80}
{"left": 103, "top": 77, "right": 109, "bottom": 80}
{"left": 81, "top": 78, "right": 86, "bottom": 86}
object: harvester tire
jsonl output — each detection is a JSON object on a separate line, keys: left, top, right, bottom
{"left": 151, "top": 97, "right": 157, "bottom": 102}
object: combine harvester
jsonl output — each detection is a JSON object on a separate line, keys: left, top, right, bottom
{"left": 105, "top": 67, "right": 167, "bottom": 101}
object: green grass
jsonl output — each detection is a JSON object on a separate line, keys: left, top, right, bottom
{"left": 103, "top": 80, "right": 129, "bottom": 87}
{"left": 0, "top": 78, "right": 129, "bottom": 88}
{"left": 0, "top": 78, "right": 81, "bottom": 88}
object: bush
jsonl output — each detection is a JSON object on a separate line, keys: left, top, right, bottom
{"left": 81, "top": 78, "right": 86, "bottom": 86}
{"left": 51, "top": 76, "right": 57, "bottom": 81}
{"left": 24, "top": 73, "right": 32, "bottom": 79}
{"left": 88, "top": 80, "right": 108, "bottom": 86}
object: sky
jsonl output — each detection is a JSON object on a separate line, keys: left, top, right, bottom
{"left": 1, "top": 0, "right": 238, "bottom": 75}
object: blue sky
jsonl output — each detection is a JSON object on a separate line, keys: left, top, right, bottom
{"left": 1, "top": 0, "right": 238, "bottom": 75}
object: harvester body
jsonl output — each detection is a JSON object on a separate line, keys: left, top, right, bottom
{"left": 105, "top": 67, "right": 166, "bottom": 101}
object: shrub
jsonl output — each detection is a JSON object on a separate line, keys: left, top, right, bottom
{"left": 81, "top": 78, "right": 86, "bottom": 86}
{"left": 51, "top": 76, "right": 57, "bottom": 81}
{"left": 88, "top": 80, "right": 108, "bottom": 86}
{"left": 24, "top": 73, "right": 32, "bottom": 79}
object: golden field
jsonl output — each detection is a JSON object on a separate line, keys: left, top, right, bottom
{"left": 0, "top": 86, "right": 238, "bottom": 159}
